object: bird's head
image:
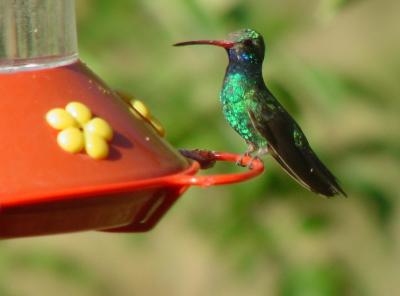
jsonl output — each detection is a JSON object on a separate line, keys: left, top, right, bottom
{"left": 174, "top": 28, "right": 265, "bottom": 65}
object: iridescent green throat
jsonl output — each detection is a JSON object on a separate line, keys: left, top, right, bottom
{"left": 220, "top": 62, "right": 267, "bottom": 148}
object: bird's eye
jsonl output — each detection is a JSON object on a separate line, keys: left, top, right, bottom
{"left": 243, "top": 39, "right": 253, "bottom": 46}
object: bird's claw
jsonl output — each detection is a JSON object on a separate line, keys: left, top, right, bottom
{"left": 236, "top": 153, "right": 262, "bottom": 169}
{"left": 246, "top": 155, "right": 262, "bottom": 170}
{"left": 236, "top": 153, "right": 250, "bottom": 167}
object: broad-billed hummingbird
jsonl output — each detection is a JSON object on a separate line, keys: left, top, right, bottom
{"left": 174, "top": 29, "right": 346, "bottom": 197}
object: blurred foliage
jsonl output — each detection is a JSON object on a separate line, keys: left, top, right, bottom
{"left": 2, "top": 0, "right": 400, "bottom": 295}
{"left": 280, "top": 262, "right": 355, "bottom": 296}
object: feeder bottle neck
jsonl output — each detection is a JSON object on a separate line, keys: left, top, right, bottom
{"left": 0, "top": 0, "right": 78, "bottom": 73}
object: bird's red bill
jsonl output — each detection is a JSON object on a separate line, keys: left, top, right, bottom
{"left": 173, "top": 40, "right": 234, "bottom": 49}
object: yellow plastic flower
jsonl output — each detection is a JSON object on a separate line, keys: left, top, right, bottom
{"left": 46, "top": 102, "right": 114, "bottom": 159}
{"left": 117, "top": 91, "right": 165, "bottom": 137}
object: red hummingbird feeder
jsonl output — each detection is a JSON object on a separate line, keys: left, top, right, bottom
{"left": 0, "top": 0, "right": 263, "bottom": 239}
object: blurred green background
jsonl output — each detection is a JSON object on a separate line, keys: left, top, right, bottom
{"left": 1, "top": 0, "right": 400, "bottom": 295}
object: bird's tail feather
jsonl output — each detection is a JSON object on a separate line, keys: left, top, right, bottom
{"left": 268, "top": 144, "right": 346, "bottom": 197}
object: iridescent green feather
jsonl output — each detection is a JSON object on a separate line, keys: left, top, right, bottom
{"left": 220, "top": 72, "right": 267, "bottom": 147}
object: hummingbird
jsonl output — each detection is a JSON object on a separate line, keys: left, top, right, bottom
{"left": 174, "top": 29, "right": 346, "bottom": 197}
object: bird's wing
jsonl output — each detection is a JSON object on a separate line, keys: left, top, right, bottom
{"left": 248, "top": 95, "right": 346, "bottom": 197}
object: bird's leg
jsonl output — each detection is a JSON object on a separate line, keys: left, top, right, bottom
{"left": 236, "top": 142, "right": 257, "bottom": 167}
{"left": 247, "top": 146, "right": 269, "bottom": 169}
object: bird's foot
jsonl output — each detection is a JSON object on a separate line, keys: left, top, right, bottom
{"left": 236, "top": 152, "right": 250, "bottom": 167}
{"left": 246, "top": 155, "right": 261, "bottom": 169}
{"left": 244, "top": 147, "right": 268, "bottom": 169}
{"left": 236, "top": 142, "right": 257, "bottom": 167}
